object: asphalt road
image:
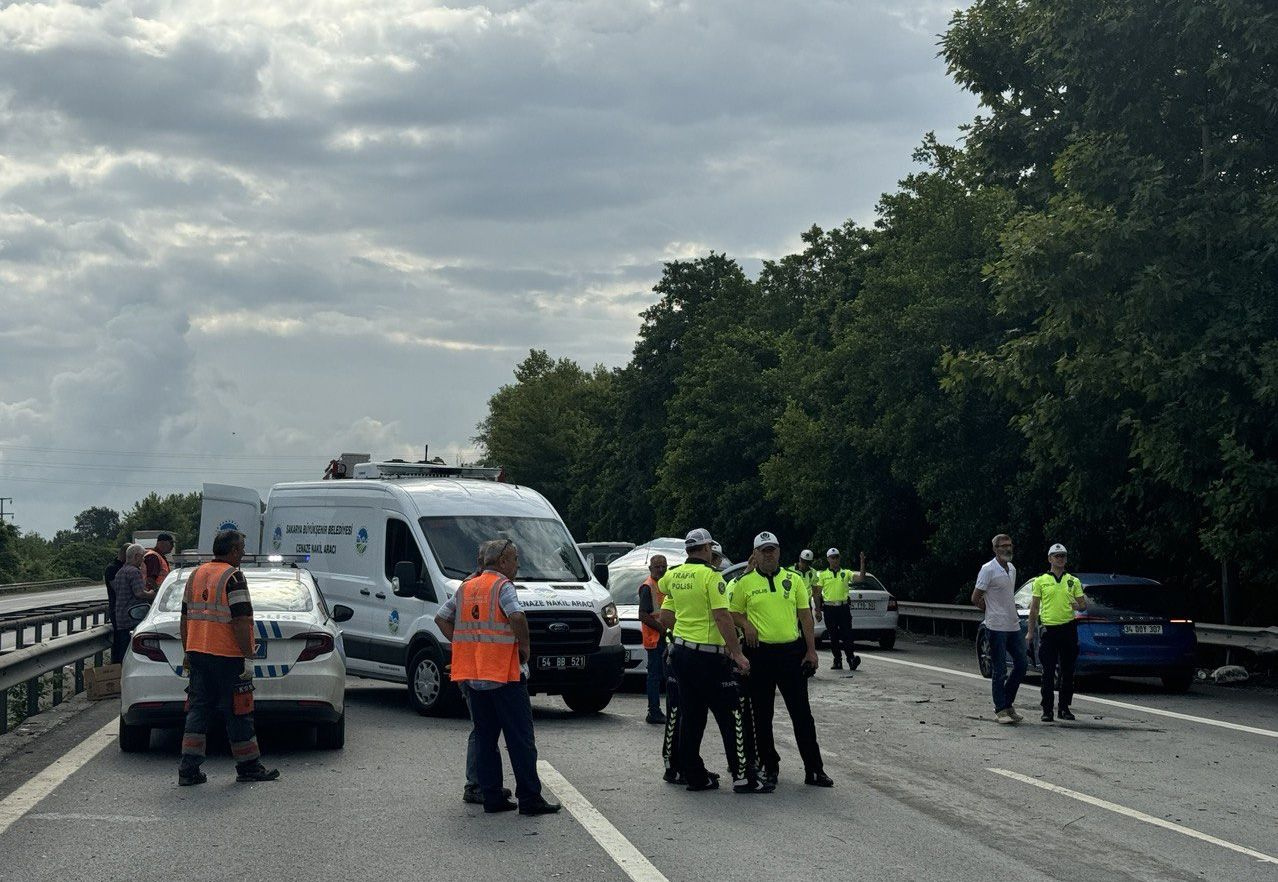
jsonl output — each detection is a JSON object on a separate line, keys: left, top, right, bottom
{"left": 0, "top": 587, "right": 107, "bottom": 616}
{"left": 1, "top": 633, "right": 1274, "bottom": 882}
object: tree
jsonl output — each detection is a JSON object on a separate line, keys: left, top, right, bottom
{"left": 74, "top": 506, "right": 121, "bottom": 543}
{"left": 116, "top": 492, "right": 202, "bottom": 551}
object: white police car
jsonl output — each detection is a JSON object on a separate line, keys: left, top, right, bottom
{"left": 118, "top": 555, "right": 349, "bottom": 752}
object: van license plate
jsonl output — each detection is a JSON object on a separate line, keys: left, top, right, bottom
{"left": 849, "top": 602, "right": 875, "bottom": 610}
{"left": 537, "top": 655, "right": 586, "bottom": 671}
{"left": 1122, "top": 624, "right": 1163, "bottom": 635}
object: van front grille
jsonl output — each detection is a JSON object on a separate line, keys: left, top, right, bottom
{"left": 525, "top": 610, "right": 602, "bottom": 655}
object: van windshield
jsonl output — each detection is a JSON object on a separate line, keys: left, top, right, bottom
{"left": 419, "top": 516, "right": 589, "bottom": 582}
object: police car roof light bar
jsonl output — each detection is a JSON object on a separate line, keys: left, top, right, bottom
{"left": 169, "top": 552, "right": 311, "bottom": 568}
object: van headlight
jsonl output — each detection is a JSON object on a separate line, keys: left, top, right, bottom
{"left": 602, "top": 603, "right": 618, "bottom": 627}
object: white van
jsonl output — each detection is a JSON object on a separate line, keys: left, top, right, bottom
{"left": 199, "top": 461, "right": 623, "bottom": 715}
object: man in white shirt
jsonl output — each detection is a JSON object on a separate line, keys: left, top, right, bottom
{"left": 972, "top": 534, "right": 1028, "bottom": 724}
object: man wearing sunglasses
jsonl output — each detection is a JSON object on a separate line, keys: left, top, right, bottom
{"left": 973, "top": 534, "right": 1026, "bottom": 724}
{"left": 730, "top": 532, "right": 830, "bottom": 789}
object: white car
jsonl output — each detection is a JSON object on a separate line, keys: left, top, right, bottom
{"left": 119, "top": 560, "right": 350, "bottom": 752}
{"left": 837, "top": 573, "right": 899, "bottom": 650}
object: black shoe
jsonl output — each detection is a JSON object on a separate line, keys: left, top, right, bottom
{"left": 663, "top": 769, "right": 686, "bottom": 785}
{"left": 646, "top": 710, "right": 667, "bottom": 724}
{"left": 686, "top": 773, "right": 721, "bottom": 792}
{"left": 484, "top": 799, "right": 518, "bottom": 813}
{"left": 851, "top": 655, "right": 862, "bottom": 670}
{"left": 733, "top": 778, "right": 770, "bottom": 794}
{"left": 758, "top": 772, "right": 778, "bottom": 793}
{"left": 178, "top": 769, "right": 207, "bottom": 787}
{"left": 235, "top": 764, "right": 280, "bottom": 783}
{"left": 464, "top": 785, "right": 512, "bottom": 805}
{"left": 832, "top": 659, "right": 843, "bottom": 670}
{"left": 519, "top": 799, "right": 562, "bottom": 816}
{"left": 805, "top": 771, "right": 834, "bottom": 788}
{"left": 1058, "top": 708, "right": 1075, "bottom": 721}
{"left": 1041, "top": 710, "right": 1054, "bottom": 722}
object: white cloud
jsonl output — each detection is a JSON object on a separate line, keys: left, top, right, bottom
{"left": 0, "top": 0, "right": 976, "bottom": 535}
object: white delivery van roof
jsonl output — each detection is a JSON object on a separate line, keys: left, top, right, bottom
{"left": 268, "top": 477, "right": 561, "bottom": 520}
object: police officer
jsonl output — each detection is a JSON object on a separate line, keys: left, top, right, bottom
{"left": 657, "top": 528, "right": 766, "bottom": 794}
{"left": 730, "top": 532, "right": 832, "bottom": 788}
{"left": 1027, "top": 543, "right": 1087, "bottom": 722}
{"left": 815, "top": 548, "right": 860, "bottom": 671}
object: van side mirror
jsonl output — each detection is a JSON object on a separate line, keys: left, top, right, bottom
{"left": 392, "top": 561, "right": 419, "bottom": 598}
{"left": 331, "top": 604, "right": 354, "bottom": 623}
{"left": 593, "top": 563, "right": 610, "bottom": 587}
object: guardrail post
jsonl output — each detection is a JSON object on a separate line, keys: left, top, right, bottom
{"left": 35, "top": 621, "right": 43, "bottom": 643}
{"left": 0, "top": 689, "right": 7, "bottom": 734}
{"left": 16, "top": 626, "right": 24, "bottom": 649}
{"left": 74, "top": 659, "right": 85, "bottom": 694}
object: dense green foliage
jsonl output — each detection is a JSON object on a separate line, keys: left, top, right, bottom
{"left": 475, "top": 0, "right": 1277, "bottom": 624}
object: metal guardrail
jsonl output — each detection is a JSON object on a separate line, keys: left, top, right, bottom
{"left": 1, "top": 602, "right": 111, "bottom": 649}
{"left": 0, "top": 625, "right": 112, "bottom": 735}
{"left": 0, "top": 578, "right": 95, "bottom": 598}
{"left": 895, "top": 602, "right": 1278, "bottom": 654}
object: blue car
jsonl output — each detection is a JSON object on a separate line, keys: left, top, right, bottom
{"left": 976, "top": 573, "right": 1198, "bottom": 692}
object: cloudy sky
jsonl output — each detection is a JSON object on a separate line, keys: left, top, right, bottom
{"left": 0, "top": 0, "right": 976, "bottom": 539}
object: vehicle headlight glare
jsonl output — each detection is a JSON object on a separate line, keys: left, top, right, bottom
{"left": 602, "top": 602, "right": 618, "bottom": 627}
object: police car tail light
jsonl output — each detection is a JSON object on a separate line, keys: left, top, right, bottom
{"left": 886, "top": 595, "right": 898, "bottom": 611}
{"left": 132, "top": 633, "right": 167, "bottom": 662}
{"left": 601, "top": 603, "right": 619, "bottom": 627}
{"left": 296, "top": 633, "right": 335, "bottom": 662}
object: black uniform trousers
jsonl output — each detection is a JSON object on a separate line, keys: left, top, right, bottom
{"left": 670, "top": 645, "right": 755, "bottom": 786}
{"left": 1038, "top": 621, "right": 1079, "bottom": 712}
{"left": 823, "top": 604, "right": 857, "bottom": 666}
{"left": 661, "top": 646, "right": 682, "bottom": 778}
{"left": 746, "top": 639, "right": 823, "bottom": 777}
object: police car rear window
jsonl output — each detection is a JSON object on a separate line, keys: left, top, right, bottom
{"left": 157, "top": 574, "right": 314, "bottom": 613}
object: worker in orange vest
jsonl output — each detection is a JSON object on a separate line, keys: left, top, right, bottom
{"left": 143, "top": 533, "right": 173, "bottom": 594}
{"left": 177, "top": 530, "right": 279, "bottom": 786}
{"left": 638, "top": 553, "right": 669, "bottom": 724}
{"left": 436, "top": 538, "right": 561, "bottom": 816}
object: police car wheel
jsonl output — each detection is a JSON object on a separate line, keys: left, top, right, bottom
{"left": 316, "top": 713, "right": 345, "bottom": 749}
{"left": 118, "top": 717, "right": 150, "bottom": 753}
{"left": 975, "top": 629, "right": 992, "bottom": 679}
{"left": 878, "top": 630, "right": 896, "bottom": 651}
{"left": 562, "top": 688, "right": 613, "bottom": 715}
{"left": 408, "top": 648, "right": 446, "bottom": 716}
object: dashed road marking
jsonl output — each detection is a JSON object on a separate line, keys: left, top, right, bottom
{"left": 989, "top": 767, "right": 1278, "bottom": 866}
{"left": 858, "top": 653, "right": 1278, "bottom": 739}
{"left": 538, "top": 760, "right": 669, "bottom": 882}
{"left": 0, "top": 716, "right": 117, "bottom": 838}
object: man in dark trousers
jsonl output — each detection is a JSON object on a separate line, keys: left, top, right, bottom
{"left": 103, "top": 544, "right": 127, "bottom": 626}
{"left": 1028, "top": 543, "right": 1087, "bottom": 722}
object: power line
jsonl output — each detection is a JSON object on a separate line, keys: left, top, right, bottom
{"left": 0, "top": 474, "right": 209, "bottom": 490}
{"left": 0, "top": 458, "right": 317, "bottom": 476}
{"left": 0, "top": 443, "right": 326, "bottom": 461}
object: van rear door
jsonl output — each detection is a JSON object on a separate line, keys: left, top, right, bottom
{"left": 199, "top": 483, "right": 264, "bottom": 553}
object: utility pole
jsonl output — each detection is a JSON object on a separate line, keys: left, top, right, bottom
{"left": 0, "top": 497, "right": 13, "bottom": 521}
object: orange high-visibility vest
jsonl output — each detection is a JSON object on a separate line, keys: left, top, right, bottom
{"left": 183, "top": 562, "right": 244, "bottom": 658}
{"left": 450, "top": 571, "right": 521, "bottom": 684}
{"left": 144, "top": 549, "right": 170, "bottom": 586}
{"left": 640, "top": 576, "right": 662, "bottom": 650}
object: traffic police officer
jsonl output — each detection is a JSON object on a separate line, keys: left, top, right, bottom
{"left": 657, "top": 528, "right": 766, "bottom": 794}
{"left": 730, "top": 532, "right": 832, "bottom": 788}
{"left": 815, "top": 548, "right": 860, "bottom": 670}
{"left": 1027, "top": 543, "right": 1087, "bottom": 721}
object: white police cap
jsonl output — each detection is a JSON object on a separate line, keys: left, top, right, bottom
{"left": 1048, "top": 543, "right": 1068, "bottom": 556}
{"left": 826, "top": 547, "right": 840, "bottom": 557}
{"left": 753, "top": 531, "right": 779, "bottom": 549}
{"left": 799, "top": 549, "right": 814, "bottom": 561}
{"left": 685, "top": 528, "right": 714, "bottom": 549}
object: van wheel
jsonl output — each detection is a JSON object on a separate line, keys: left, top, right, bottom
{"left": 408, "top": 647, "right": 448, "bottom": 716}
{"left": 879, "top": 630, "right": 897, "bottom": 651}
{"left": 119, "top": 718, "right": 150, "bottom": 753}
{"left": 562, "top": 689, "right": 613, "bottom": 715}
{"left": 316, "top": 714, "right": 345, "bottom": 749}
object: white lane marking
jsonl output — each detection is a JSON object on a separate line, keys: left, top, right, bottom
{"left": 28, "top": 812, "right": 163, "bottom": 823}
{"left": 988, "top": 768, "right": 1278, "bottom": 866}
{"left": 538, "top": 760, "right": 669, "bottom": 882}
{"left": 0, "top": 716, "right": 117, "bottom": 838}
{"left": 859, "top": 653, "right": 1278, "bottom": 739}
